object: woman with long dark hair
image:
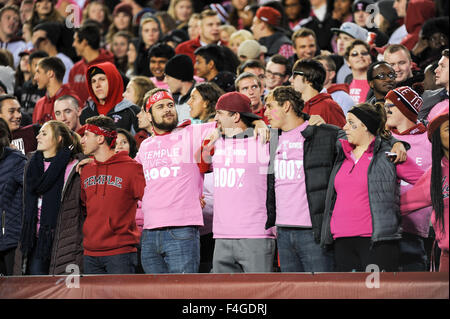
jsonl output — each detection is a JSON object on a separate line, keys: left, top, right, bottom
{"left": 401, "top": 110, "right": 449, "bottom": 272}
{"left": 16, "top": 120, "right": 85, "bottom": 275}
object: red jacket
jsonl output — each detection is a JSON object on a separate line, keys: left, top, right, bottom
{"left": 402, "top": 0, "right": 435, "bottom": 50}
{"left": 253, "top": 107, "right": 269, "bottom": 125}
{"left": 303, "top": 93, "right": 346, "bottom": 128}
{"left": 81, "top": 151, "right": 145, "bottom": 256}
{"left": 68, "top": 49, "right": 114, "bottom": 106}
{"left": 175, "top": 36, "right": 202, "bottom": 66}
{"left": 32, "top": 84, "right": 81, "bottom": 125}
{"left": 327, "top": 83, "right": 350, "bottom": 94}
{"left": 175, "top": 37, "right": 227, "bottom": 67}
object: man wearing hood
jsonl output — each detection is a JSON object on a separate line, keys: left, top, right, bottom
{"left": 69, "top": 24, "right": 115, "bottom": 106}
{"left": 400, "top": 0, "right": 435, "bottom": 51}
{"left": 80, "top": 115, "right": 145, "bottom": 274}
{"left": 80, "top": 62, "right": 140, "bottom": 135}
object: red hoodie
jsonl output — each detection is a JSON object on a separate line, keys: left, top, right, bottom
{"left": 32, "top": 84, "right": 81, "bottom": 125}
{"left": 81, "top": 151, "right": 146, "bottom": 256}
{"left": 303, "top": 92, "right": 346, "bottom": 128}
{"left": 68, "top": 49, "right": 114, "bottom": 106}
{"left": 401, "top": 0, "right": 435, "bottom": 50}
{"left": 86, "top": 61, "right": 124, "bottom": 115}
{"left": 175, "top": 36, "right": 202, "bottom": 66}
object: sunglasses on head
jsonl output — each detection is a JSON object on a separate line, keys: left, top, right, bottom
{"left": 292, "top": 71, "right": 305, "bottom": 77}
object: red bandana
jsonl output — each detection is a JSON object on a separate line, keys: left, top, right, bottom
{"left": 84, "top": 124, "right": 118, "bottom": 146}
{"left": 145, "top": 91, "right": 174, "bottom": 111}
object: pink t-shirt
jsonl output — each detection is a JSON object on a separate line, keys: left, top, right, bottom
{"left": 212, "top": 135, "right": 274, "bottom": 239}
{"left": 37, "top": 159, "right": 78, "bottom": 234}
{"left": 150, "top": 77, "right": 170, "bottom": 90}
{"left": 135, "top": 122, "right": 216, "bottom": 229}
{"left": 392, "top": 131, "right": 433, "bottom": 237}
{"left": 349, "top": 79, "right": 370, "bottom": 104}
{"left": 274, "top": 121, "right": 312, "bottom": 227}
{"left": 331, "top": 139, "right": 424, "bottom": 239}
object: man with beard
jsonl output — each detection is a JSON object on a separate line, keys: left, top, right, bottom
{"left": 134, "top": 88, "right": 217, "bottom": 274}
{"left": 366, "top": 61, "right": 397, "bottom": 105}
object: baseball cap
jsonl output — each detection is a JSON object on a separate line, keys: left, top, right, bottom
{"left": 256, "top": 6, "right": 281, "bottom": 27}
{"left": 331, "top": 22, "right": 368, "bottom": 41}
{"left": 216, "top": 92, "right": 262, "bottom": 120}
{"left": 238, "top": 40, "right": 267, "bottom": 59}
{"left": 352, "top": 0, "right": 375, "bottom": 12}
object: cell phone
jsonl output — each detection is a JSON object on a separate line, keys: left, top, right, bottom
{"left": 385, "top": 152, "right": 397, "bottom": 161}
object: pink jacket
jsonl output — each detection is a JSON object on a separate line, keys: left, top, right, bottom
{"left": 401, "top": 157, "right": 449, "bottom": 251}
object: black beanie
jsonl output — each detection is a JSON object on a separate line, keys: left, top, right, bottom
{"left": 164, "top": 54, "right": 194, "bottom": 82}
{"left": 88, "top": 67, "right": 105, "bottom": 80}
{"left": 377, "top": 0, "right": 398, "bottom": 25}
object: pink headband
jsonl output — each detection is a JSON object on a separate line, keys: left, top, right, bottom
{"left": 85, "top": 124, "right": 117, "bottom": 147}
{"left": 145, "top": 91, "right": 174, "bottom": 111}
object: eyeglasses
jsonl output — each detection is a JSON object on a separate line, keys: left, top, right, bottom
{"left": 266, "top": 70, "right": 285, "bottom": 78}
{"left": 350, "top": 51, "right": 370, "bottom": 57}
{"left": 373, "top": 72, "right": 396, "bottom": 80}
{"left": 292, "top": 71, "right": 305, "bottom": 78}
{"left": 384, "top": 103, "right": 396, "bottom": 112}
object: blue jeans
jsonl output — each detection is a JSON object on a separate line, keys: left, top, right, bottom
{"left": 140, "top": 227, "right": 200, "bottom": 274}
{"left": 83, "top": 252, "right": 137, "bottom": 274}
{"left": 277, "top": 227, "right": 334, "bottom": 272}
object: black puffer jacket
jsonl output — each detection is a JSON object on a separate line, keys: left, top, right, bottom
{"left": 266, "top": 124, "right": 345, "bottom": 243}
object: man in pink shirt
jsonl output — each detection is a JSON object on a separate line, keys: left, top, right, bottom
{"left": 201, "top": 92, "right": 276, "bottom": 273}
{"left": 134, "top": 88, "right": 216, "bottom": 274}
{"left": 385, "top": 86, "right": 433, "bottom": 271}
{"left": 264, "top": 86, "right": 410, "bottom": 272}
{"left": 264, "top": 86, "right": 341, "bottom": 272}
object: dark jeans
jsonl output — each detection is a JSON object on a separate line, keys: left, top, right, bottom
{"left": 334, "top": 237, "right": 399, "bottom": 272}
{"left": 0, "top": 247, "right": 16, "bottom": 276}
{"left": 28, "top": 246, "right": 50, "bottom": 275}
{"left": 83, "top": 252, "right": 137, "bottom": 274}
{"left": 399, "top": 233, "right": 428, "bottom": 271}
{"left": 277, "top": 227, "right": 334, "bottom": 272}
{"left": 199, "top": 233, "right": 215, "bottom": 273}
